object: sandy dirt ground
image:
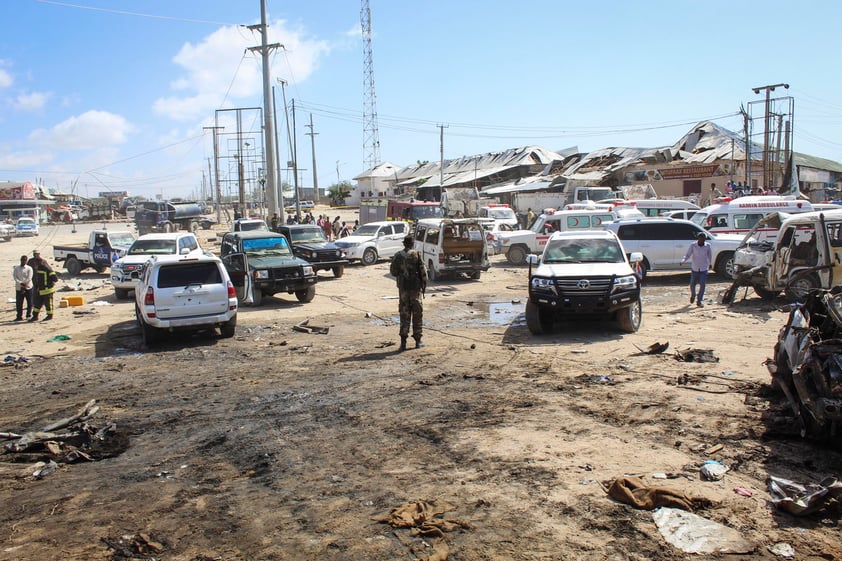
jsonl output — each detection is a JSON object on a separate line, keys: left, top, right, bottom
{"left": 1, "top": 214, "right": 841, "bottom": 561}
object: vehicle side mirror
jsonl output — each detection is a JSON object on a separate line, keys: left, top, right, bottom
{"left": 628, "top": 252, "right": 643, "bottom": 263}
{"left": 180, "top": 247, "right": 190, "bottom": 255}
{"left": 526, "top": 254, "right": 539, "bottom": 265}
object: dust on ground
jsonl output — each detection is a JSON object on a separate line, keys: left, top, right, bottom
{"left": 1, "top": 218, "right": 841, "bottom": 561}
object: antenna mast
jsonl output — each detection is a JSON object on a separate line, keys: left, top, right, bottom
{"left": 361, "top": 0, "right": 381, "bottom": 170}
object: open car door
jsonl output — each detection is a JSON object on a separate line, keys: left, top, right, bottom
{"left": 222, "top": 252, "right": 254, "bottom": 305}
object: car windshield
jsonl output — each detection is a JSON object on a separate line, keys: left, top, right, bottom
{"left": 242, "top": 236, "right": 293, "bottom": 256}
{"left": 18, "top": 218, "right": 34, "bottom": 225}
{"left": 354, "top": 224, "right": 381, "bottom": 236}
{"left": 690, "top": 212, "right": 707, "bottom": 227}
{"left": 489, "top": 208, "right": 515, "bottom": 219}
{"left": 543, "top": 239, "right": 623, "bottom": 264}
{"left": 129, "top": 239, "right": 177, "bottom": 255}
{"left": 291, "top": 228, "right": 328, "bottom": 243}
{"left": 110, "top": 232, "right": 137, "bottom": 246}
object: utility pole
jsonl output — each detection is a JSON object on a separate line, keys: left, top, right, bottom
{"left": 438, "top": 124, "right": 448, "bottom": 201}
{"left": 291, "top": 99, "right": 300, "bottom": 216}
{"left": 271, "top": 85, "right": 285, "bottom": 213}
{"left": 305, "top": 113, "right": 320, "bottom": 205}
{"left": 246, "top": 0, "right": 283, "bottom": 216}
{"left": 752, "top": 83, "right": 789, "bottom": 189}
{"left": 203, "top": 125, "right": 224, "bottom": 224}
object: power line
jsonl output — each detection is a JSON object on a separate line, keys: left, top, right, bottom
{"left": 33, "top": 0, "right": 236, "bottom": 25}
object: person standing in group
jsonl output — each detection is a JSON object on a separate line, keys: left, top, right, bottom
{"left": 526, "top": 208, "right": 536, "bottom": 228}
{"left": 338, "top": 221, "right": 351, "bottom": 238}
{"left": 332, "top": 216, "right": 341, "bottom": 239}
{"left": 270, "top": 212, "right": 280, "bottom": 232}
{"left": 680, "top": 232, "right": 712, "bottom": 308}
{"left": 29, "top": 250, "right": 59, "bottom": 321}
{"left": 12, "top": 254, "right": 33, "bottom": 321}
{"left": 390, "top": 235, "right": 427, "bottom": 351}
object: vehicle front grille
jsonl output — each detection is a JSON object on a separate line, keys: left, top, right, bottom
{"left": 270, "top": 267, "right": 301, "bottom": 280}
{"left": 556, "top": 276, "right": 613, "bottom": 296}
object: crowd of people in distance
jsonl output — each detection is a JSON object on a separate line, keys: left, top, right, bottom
{"left": 271, "top": 211, "right": 359, "bottom": 241}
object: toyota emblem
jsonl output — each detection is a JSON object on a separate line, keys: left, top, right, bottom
{"left": 576, "top": 279, "right": 590, "bottom": 289}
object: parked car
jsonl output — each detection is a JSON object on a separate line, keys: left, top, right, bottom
{"left": 413, "top": 218, "right": 490, "bottom": 280}
{"left": 232, "top": 218, "right": 269, "bottom": 232}
{"left": 219, "top": 230, "right": 317, "bottom": 306}
{"left": 333, "top": 221, "right": 410, "bottom": 265}
{"left": 603, "top": 218, "right": 743, "bottom": 279}
{"left": 53, "top": 230, "right": 136, "bottom": 275}
{"left": 134, "top": 254, "right": 238, "bottom": 346}
{"left": 111, "top": 232, "right": 204, "bottom": 299}
{"left": 276, "top": 224, "right": 348, "bottom": 277}
{"left": 15, "top": 216, "right": 39, "bottom": 237}
{"left": 0, "top": 221, "right": 14, "bottom": 241}
{"left": 482, "top": 221, "right": 517, "bottom": 255}
{"left": 524, "top": 230, "right": 644, "bottom": 334}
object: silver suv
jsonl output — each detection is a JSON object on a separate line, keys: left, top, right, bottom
{"left": 603, "top": 218, "right": 742, "bottom": 278}
{"left": 134, "top": 254, "right": 237, "bottom": 346}
{"left": 111, "top": 233, "right": 203, "bottom": 299}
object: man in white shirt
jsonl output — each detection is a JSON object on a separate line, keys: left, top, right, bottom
{"left": 680, "top": 233, "right": 712, "bottom": 308}
{"left": 12, "top": 254, "right": 34, "bottom": 321}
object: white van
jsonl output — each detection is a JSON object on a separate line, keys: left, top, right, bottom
{"left": 691, "top": 196, "right": 813, "bottom": 237}
{"left": 595, "top": 198, "right": 700, "bottom": 218}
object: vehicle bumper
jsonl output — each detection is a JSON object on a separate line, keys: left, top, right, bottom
{"left": 529, "top": 288, "right": 640, "bottom": 315}
{"left": 255, "top": 276, "right": 317, "bottom": 294}
{"left": 145, "top": 311, "right": 235, "bottom": 331}
{"left": 309, "top": 259, "right": 349, "bottom": 271}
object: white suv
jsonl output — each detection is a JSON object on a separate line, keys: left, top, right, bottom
{"left": 134, "top": 254, "right": 237, "bottom": 346}
{"left": 111, "top": 233, "right": 203, "bottom": 299}
{"left": 334, "top": 221, "right": 410, "bottom": 265}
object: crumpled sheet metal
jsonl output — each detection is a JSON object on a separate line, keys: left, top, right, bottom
{"left": 768, "top": 476, "right": 842, "bottom": 516}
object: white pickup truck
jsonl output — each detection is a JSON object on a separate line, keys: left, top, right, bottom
{"left": 496, "top": 207, "right": 644, "bottom": 265}
{"left": 53, "top": 230, "right": 136, "bottom": 275}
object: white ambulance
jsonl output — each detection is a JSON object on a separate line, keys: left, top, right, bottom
{"left": 594, "top": 198, "right": 700, "bottom": 218}
{"left": 690, "top": 196, "right": 813, "bottom": 238}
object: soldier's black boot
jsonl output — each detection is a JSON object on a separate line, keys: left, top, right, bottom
{"left": 28, "top": 313, "right": 39, "bottom": 322}
{"left": 414, "top": 337, "right": 424, "bottom": 349}
{"left": 399, "top": 337, "right": 407, "bottom": 351}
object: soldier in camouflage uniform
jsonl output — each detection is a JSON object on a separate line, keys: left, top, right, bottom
{"left": 390, "top": 235, "right": 427, "bottom": 351}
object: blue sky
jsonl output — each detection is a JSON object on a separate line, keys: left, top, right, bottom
{"left": 2, "top": 0, "right": 841, "bottom": 201}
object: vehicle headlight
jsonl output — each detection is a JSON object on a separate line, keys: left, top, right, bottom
{"left": 254, "top": 270, "right": 269, "bottom": 279}
{"left": 303, "top": 265, "right": 314, "bottom": 276}
{"left": 530, "top": 277, "right": 557, "bottom": 295}
{"left": 612, "top": 274, "right": 638, "bottom": 293}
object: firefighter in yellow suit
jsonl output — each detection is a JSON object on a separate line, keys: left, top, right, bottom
{"left": 29, "top": 250, "right": 59, "bottom": 322}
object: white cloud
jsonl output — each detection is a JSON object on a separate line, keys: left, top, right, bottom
{"left": 153, "top": 19, "right": 330, "bottom": 121}
{"left": 0, "top": 149, "right": 53, "bottom": 169}
{"left": 13, "top": 91, "right": 50, "bottom": 111}
{"left": 29, "top": 110, "right": 132, "bottom": 151}
{"left": 0, "top": 68, "right": 12, "bottom": 89}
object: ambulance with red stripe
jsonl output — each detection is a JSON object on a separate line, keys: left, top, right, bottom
{"left": 690, "top": 196, "right": 813, "bottom": 240}
{"left": 496, "top": 205, "right": 644, "bottom": 265}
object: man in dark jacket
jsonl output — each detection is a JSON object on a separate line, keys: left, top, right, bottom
{"left": 29, "top": 250, "right": 59, "bottom": 321}
{"left": 389, "top": 235, "right": 427, "bottom": 350}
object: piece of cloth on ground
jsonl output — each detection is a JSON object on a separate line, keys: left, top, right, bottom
{"left": 607, "top": 476, "right": 712, "bottom": 511}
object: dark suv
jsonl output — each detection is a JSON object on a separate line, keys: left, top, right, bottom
{"left": 219, "top": 231, "right": 317, "bottom": 306}
{"left": 276, "top": 224, "right": 349, "bottom": 277}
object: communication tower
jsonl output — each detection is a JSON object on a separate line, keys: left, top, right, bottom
{"left": 361, "top": 0, "right": 381, "bottom": 170}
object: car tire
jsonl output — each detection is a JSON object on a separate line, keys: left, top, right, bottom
{"left": 525, "top": 300, "right": 553, "bottom": 334}
{"left": 332, "top": 265, "right": 345, "bottom": 278}
{"left": 785, "top": 273, "right": 819, "bottom": 302}
{"left": 163, "top": 222, "right": 173, "bottom": 233}
{"left": 715, "top": 251, "right": 736, "bottom": 279}
{"left": 190, "top": 221, "right": 199, "bottom": 233}
{"left": 469, "top": 270, "right": 481, "bottom": 280}
{"left": 361, "top": 248, "right": 377, "bottom": 266}
{"left": 616, "top": 300, "right": 642, "bottom": 333}
{"left": 295, "top": 285, "right": 316, "bottom": 303}
{"left": 506, "top": 245, "right": 528, "bottom": 265}
{"left": 141, "top": 318, "right": 161, "bottom": 347}
{"left": 134, "top": 304, "right": 142, "bottom": 327}
{"left": 251, "top": 287, "right": 263, "bottom": 307}
{"left": 220, "top": 315, "right": 237, "bottom": 338}
{"left": 115, "top": 288, "right": 131, "bottom": 300}
{"left": 65, "top": 256, "right": 82, "bottom": 276}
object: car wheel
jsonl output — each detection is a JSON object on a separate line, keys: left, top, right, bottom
{"left": 295, "top": 285, "right": 316, "bottom": 303}
{"left": 134, "top": 304, "right": 142, "bottom": 327}
{"left": 163, "top": 222, "right": 173, "bottom": 233}
{"left": 427, "top": 260, "right": 438, "bottom": 282}
{"left": 715, "top": 251, "right": 736, "bottom": 279}
{"left": 361, "top": 248, "right": 378, "bottom": 266}
{"left": 220, "top": 315, "right": 237, "bottom": 338}
{"left": 115, "top": 288, "right": 131, "bottom": 300}
{"left": 251, "top": 287, "right": 263, "bottom": 307}
{"left": 506, "top": 245, "right": 527, "bottom": 265}
{"left": 65, "top": 256, "right": 82, "bottom": 276}
{"left": 141, "top": 318, "right": 161, "bottom": 347}
{"left": 754, "top": 287, "right": 780, "bottom": 300}
{"left": 332, "top": 265, "right": 345, "bottom": 278}
{"left": 469, "top": 270, "right": 481, "bottom": 280}
{"left": 525, "top": 300, "right": 553, "bottom": 334}
{"left": 785, "top": 273, "right": 819, "bottom": 302}
{"left": 616, "top": 300, "right": 642, "bottom": 333}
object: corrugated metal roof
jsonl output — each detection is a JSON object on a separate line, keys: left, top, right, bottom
{"left": 794, "top": 152, "right": 842, "bottom": 173}
{"left": 482, "top": 179, "right": 555, "bottom": 195}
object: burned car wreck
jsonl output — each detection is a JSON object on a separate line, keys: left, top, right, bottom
{"left": 769, "top": 286, "right": 842, "bottom": 438}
